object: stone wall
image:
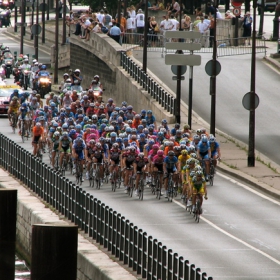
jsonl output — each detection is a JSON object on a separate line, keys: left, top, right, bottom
{"left": 0, "top": 169, "right": 136, "bottom": 280}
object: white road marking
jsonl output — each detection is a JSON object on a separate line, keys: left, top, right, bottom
{"left": 217, "top": 172, "right": 280, "bottom": 206}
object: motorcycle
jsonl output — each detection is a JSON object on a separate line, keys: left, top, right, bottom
{"left": 38, "top": 74, "right": 52, "bottom": 98}
{"left": 0, "top": 66, "right": 5, "bottom": 79}
{"left": 19, "top": 69, "right": 30, "bottom": 90}
{"left": 4, "top": 58, "right": 13, "bottom": 78}
{"left": 13, "top": 68, "right": 21, "bottom": 83}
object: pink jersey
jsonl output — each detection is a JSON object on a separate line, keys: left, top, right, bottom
{"left": 148, "top": 149, "right": 158, "bottom": 161}
{"left": 152, "top": 155, "right": 165, "bottom": 165}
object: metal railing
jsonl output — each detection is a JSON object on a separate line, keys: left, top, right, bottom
{"left": 0, "top": 134, "right": 213, "bottom": 280}
{"left": 120, "top": 32, "right": 266, "bottom": 57}
{"left": 120, "top": 51, "right": 176, "bottom": 116}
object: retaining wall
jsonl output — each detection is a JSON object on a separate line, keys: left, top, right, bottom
{"left": 0, "top": 169, "right": 136, "bottom": 280}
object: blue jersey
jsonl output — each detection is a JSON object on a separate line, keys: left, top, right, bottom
{"left": 145, "top": 115, "right": 155, "bottom": 126}
{"left": 197, "top": 141, "right": 210, "bottom": 154}
{"left": 73, "top": 142, "right": 85, "bottom": 152}
{"left": 164, "top": 156, "right": 178, "bottom": 170}
{"left": 210, "top": 142, "right": 219, "bottom": 154}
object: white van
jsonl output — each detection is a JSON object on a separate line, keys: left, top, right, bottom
{"left": 257, "top": 0, "right": 277, "bottom": 14}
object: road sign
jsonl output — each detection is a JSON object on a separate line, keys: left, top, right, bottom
{"left": 165, "top": 42, "right": 202, "bottom": 51}
{"left": 172, "top": 76, "right": 185, "bottom": 81}
{"left": 205, "top": 60, "right": 221, "bottom": 76}
{"left": 242, "top": 92, "right": 260, "bottom": 110}
{"left": 231, "top": 0, "right": 243, "bottom": 7}
{"left": 165, "top": 54, "right": 201, "bottom": 66}
{"left": 31, "top": 24, "right": 42, "bottom": 35}
{"left": 233, "top": 7, "right": 241, "bottom": 16}
{"left": 165, "top": 31, "right": 202, "bottom": 39}
{"left": 171, "top": 65, "right": 187, "bottom": 75}
{"left": 16, "top": 23, "right": 28, "bottom": 27}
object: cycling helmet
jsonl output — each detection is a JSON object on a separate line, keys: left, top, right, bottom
{"left": 161, "top": 119, "right": 167, "bottom": 124}
{"left": 127, "top": 120, "right": 133, "bottom": 124}
{"left": 184, "top": 124, "right": 190, "bottom": 130}
{"left": 181, "top": 150, "right": 188, "bottom": 155}
{"left": 126, "top": 127, "right": 132, "bottom": 133}
{"left": 152, "top": 144, "right": 159, "bottom": 150}
{"left": 62, "top": 123, "right": 68, "bottom": 129}
{"left": 168, "top": 151, "right": 175, "bottom": 156}
{"left": 157, "top": 132, "right": 164, "bottom": 137}
{"left": 112, "top": 143, "right": 119, "bottom": 148}
{"left": 141, "top": 109, "right": 146, "bottom": 114}
{"left": 122, "top": 101, "right": 127, "bottom": 107}
{"left": 138, "top": 125, "right": 144, "bottom": 130}
{"left": 135, "top": 114, "right": 140, "bottom": 119}
{"left": 74, "top": 69, "right": 80, "bottom": 73}
{"left": 108, "top": 98, "right": 113, "bottom": 102}
{"left": 21, "top": 102, "right": 27, "bottom": 107}
{"left": 75, "top": 124, "right": 82, "bottom": 129}
{"left": 69, "top": 129, "right": 76, "bottom": 135}
{"left": 35, "top": 122, "right": 41, "bottom": 127}
{"left": 41, "top": 65, "right": 47, "bottom": 70}
{"left": 50, "top": 127, "right": 56, "bottom": 133}
{"left": 188, "top": 145, "right": 195, "bottom": 153}
{"left": 140, "top": 133, "right": 145, "bottom": 138}
{"left": 201, "top": 136, "right": 208, "bottom": 143}
{"left": 190, "top": 153, "right": 197, "bottom": 159}
{"left": 54, "top": 131, "right": 60, "bottom": 137}
{"left": 116, "top": 138, "right": 122, "bottom": 143}
{"left": 209, "top": 136, "right": 215, "bottom": 143}
{"left": 50, "top": 102, "right": 56, "bottom": 107}
{"left": 83, "top": 116, "right": 89, "bottom": 122}
{"left": 157, "top": 150, "right": 164, "bottom": 156}
{"left": 110, "top": 132, "right": 117, "bottom": 137}
{"left": 148, "top": 139, "right": 155, "bottom": 145}
{"left": 89, "top": 103, "right": 95, "bottom": 107}
{"left": 174, "top": 146, "right": 181, "bottom": 151}
{"left": 138, "top": 153, "right": 144, "bottom": 158}
{"left": 96, "top": 143, "right": 102, "bottom": 148}
{"left": 147, "top": 110, "right": 152, "bottom": 114}
{"left": 193, "top": 134, "right": 200, "bottom": 141}
{"left": 196, "top": 170, "right": 203, "bottom": 176}
{"left": 127, "top": 105, "right": 133, "bottom": 110}
{"left": 60, "top": 112, "right": 65, "bottom": 117}
{"left": 168, "top": 141, "right": 174, "bottom": 146}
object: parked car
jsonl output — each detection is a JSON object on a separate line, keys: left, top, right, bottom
{"left": 0, "top": 84, "right": 22, "bottom": 115}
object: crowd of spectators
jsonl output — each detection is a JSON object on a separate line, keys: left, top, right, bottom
{"left": 65, "top": 2, "right": 248, "bottom": 47}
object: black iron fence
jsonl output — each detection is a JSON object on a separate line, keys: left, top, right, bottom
{"left": 120, "top": 52, "right": 176, "bottom": 116}
{"left": 0, "top": 134, "right": 213, "bottom": 280}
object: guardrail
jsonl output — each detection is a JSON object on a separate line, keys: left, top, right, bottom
{"left": 0, "top": 134, "right": 213, "bottom": 280}
{"left": 120, "top": 52, "right": 176, "bottom": 116}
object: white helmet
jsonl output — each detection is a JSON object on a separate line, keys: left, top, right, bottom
{"left": 74, "top": 69, "right": 80, "bottom": 73}
{"left": 23, "top": 55, "right": 28, "bottom": 59}
{"left": 32, "top": 59, "right": 37, "bottom": 63}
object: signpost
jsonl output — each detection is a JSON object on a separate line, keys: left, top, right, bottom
{"left": 165, "top": 31, "right": 202, "bottom": 126}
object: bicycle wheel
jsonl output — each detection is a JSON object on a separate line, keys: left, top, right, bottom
{"left": 195, "top": 199, "right": 201, "bottom": 223}
{"left": 139, "top": 179, "right": 144, "bottom": 200}
{"left": 209, "top": 164, "right": 215, "bottom": 186}
{"left": 95, "top": 168, "right": 100, "bottom": 189}
{"left": 156, "top": 178, "right": 161, "bottom": 200}
{"left": 21, "top": 124, "right": 25, "bottom": 143}
{"left": 129, "top": 177, "right": 134, "bottom": 197}
{"left": 168, "top": 178, "right": 173, "bottom": 202}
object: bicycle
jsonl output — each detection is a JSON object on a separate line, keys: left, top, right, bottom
{"left": 11, "top": 113, "right": 18, "bottom": 134}
{"left": 154, "top": 171, "right": 163, "bottom": 200}
{"left": 103, "top": 161, "right": 110, "bottom": 184}
{"left": 193, "top": 193, "right": 202, "bottom": 223}
{"left": 60, "top": 153, "right": 69, "bottom": 176}
{"left": 111, "top": 164, "right": 121, "bottom": 192}
{"left": 94, "top": 162, "right": 103, "bottom": 189}
{"left": 209, "top": 159, "right": 216, "bottom": 186}
{"left": 75, "top": 159, "right": 83, "bottom": 185}
{"left": 20, "top": 120, "right": 29, "bottom": 143}
{"left": 166, "top": 173, "right": 176, "bottom": 202}
{"left": 53, "top": 151, "right": 60, "bottom": 171}
{"left": 88, "top": 161, "right": 95, "bottom": 187}
{"left": 136, "top": 171, "right": 145, "bottom": 201}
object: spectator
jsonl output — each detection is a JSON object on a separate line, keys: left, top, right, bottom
{"left": 97, "top": 9, "right": 105, "bottom": 23}
{"left": 225, "top": 10, "right": 235, "bottom": 19}
{"left": 197, "top": 16, "right": 210, "bottom": 47}
{"left": 116, "top": 12, "right": 127, "bottom": 32}
{"left": 206, "top": 2, "right": 215, "bottom": 16}
{"left": 181, "top": 15, "right": 191, "bottom": 31}
{"left": 149, "top": 16, "right": 159, "bottom": 47}
{"left": 82, "top": 18, "right": 94, "bottom": 41}
{"left": 109, "top": 21, "right": 121, "bottom": 44}
{"left": 242, "top": 11, "right": 252, "bottom": 45}
{"left": 103, "top": 10, "right": 112, "bottom": 28}
{"left": 126, "top": 15, "right": 136, "bottom": 43}
{"left": 136, "top": 9, "right": 145, "bottom": 34}
{"left": 216, "top": 8, "right": 223, "bottom": 19}
{"left": 169, "top": 0, "right": 180, "bottom": 17}
{"left": 129, "top": 5, "right": 136, "bottom": 18}
{"left": 209, "top": 15, "right": 216, "bottom": 48}
{"left": 170, "top": 14, "right": 179, "bottom": 30}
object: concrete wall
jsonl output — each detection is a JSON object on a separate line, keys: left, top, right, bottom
{"left": 70, "top": 34, "right": 175, "bottom": 123}
{"left": 0, "top": 169, "right": 136, "bottom": 280}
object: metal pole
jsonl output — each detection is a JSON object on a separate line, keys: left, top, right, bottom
{"left": 0, "top": 189, "right": 17, "bottom": 280}
{"left": 31, "top": 0, "right": 34, "bottom": 39}
{"left": 117, "top": 0, "right": 121, "bottom": 24}
{"left": 272, "top": 14, "right": 280, "bottom": 40}
{"left": 175, "top": 0, "right": 183, "bottom": 124}
{"left": 248, "top": 0, "right": 257, "bottom": 167}
{"left": 62, "top": 0, "right": 66, "bottom": 44}
{"left": 31, "top": 224, "right": 78, "bottom": 280}
{"left": 188, "top": 23, "right": 194, "bottom": 129}
{"left": 20, "top": 0, "right": 25, "bottom": 54}
{"left": 142, "top": 0, "right": 148, "bottom": 73}
{"left": 210, "top": 1, "right": 217, "bottom": 136}
{"left": 14, "top": 5, "right": 17, "bottom": 32}
{"left": 42, "top": 0, "right": 46, "bottom": 43}
{"left": 257, "top": 0, "right": 264, "bottom": 37}
{"left": 23, "top": 0, "right": 26, "bottom": 36}
{"left": 54, "top": 0, "right": 59, "bottom": 84}
{"left": 34, "top": 0, "right": 39, "bottom": 60}
{"left": 47, "top": 0, "right": 50, "bottom": 20}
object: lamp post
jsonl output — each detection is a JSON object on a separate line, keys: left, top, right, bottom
{"left": 247, "top": 0, "right": 257, "bottom": 167}
{"left": 142, "top": 0, "right": 148, "bottom": 73}
{"left": 54, "top": 0, "right": 59, "bottom": 84}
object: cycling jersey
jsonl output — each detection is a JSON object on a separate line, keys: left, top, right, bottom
{"left": 210, "top": 142, "right": 220, "bottom": 157}
{"left": 191, "top": 176, "right": 206, "bottom": 194}
{"left": 60, "top": 136, "right": 72, "bottom": 147}
{"left": 33, "top": 127, "right": 44, "bottom": 137}
{"left": 9, "top": 103, "right": 20, "bottom": 113}
{"left": 145, "top": 115, "right": 155, "bottom": 125}
{"left": 164, "top": 156, "right": 178, "bottom": 171}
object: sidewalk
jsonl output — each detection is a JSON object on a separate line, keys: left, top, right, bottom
{"left": 4, "top": 23, "right": 280, "bottom": 200}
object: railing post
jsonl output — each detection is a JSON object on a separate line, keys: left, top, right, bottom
{"left": 147, "top": 236, "right": 153, "bottom": 280}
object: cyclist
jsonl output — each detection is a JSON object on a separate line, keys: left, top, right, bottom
{"left": 18, "top": 103, "right": 30, "bottom": 136}
{"left": 191, "top": 171, "right": 208, "bottom": 213}
{"left": 197, "top": 136, "right": 211, "bottom": 181}
{"left": 109, "top": 143, "right": 122, "bottom": 181}
{"left": 151, "top": 149, "right": 165, "bottom": 195}
{"left": 145, "top": 110, "right": 157, "bottom": 129}
{"left": 122, "top": 146, "right": 138, "bottom": 193}
{"left": 85, "top": 139, "right": 96, "bottom": 180}
{"left": 58, "top": 132, "right": 73, "bottom": 170}
{"left": 32, "top": 122, "right": 45, "bottom": 156}
{"left": 133, "top": 152, "right": 148, "bottom": 196}
{"left": 209, "top": 135, "right": 221, "bottom": 167}
{"left": 91, "top": 142, "right": 106, "bottom": 181}
{"left": 8, "top": 96, "right": 20, "bottom": 126}
{"left": 51, "top": 131, "right": 61, "bottom": 168}
{"left": 72, "top": 137, "right": 86, "bottom": 179}
{"left": 163, "top": 150, "right": 179, "bottom": 198}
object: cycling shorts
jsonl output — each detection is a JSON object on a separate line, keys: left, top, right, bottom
{"left": 166, "top": 167, "right": 177, "bottom": 173}
{"left": 94, "top": 156, "right": 103, "bottom": 164}
{"left": 136, "top": 166, "right": 145, "bottom": 173}
{"left": 192, "top": 186, "right": 205, "bottom": 195}
{"left": 199, "top": 151, "right": 209, "bottom": 159}
{"left": 154, "top": 164, "right": 163, "bottom": 172}
{"left": 18, "top": 115, "right": 30, "bottom": 121}
{"left": 75, "top": 151, "right": 84, "bottom": 160}
{"left": 111, "top": 158, "right": 120, "bottom": 165}
{"left": 52, "top": 144, "right": 59, "bottom": 152}
{"left": 32, "top": 135, "right": 41, "bottom": 144}
{"left": 211, "top": 151, "right": 218, "bottom": 158}
{"left": 61, "top": 146, "right": 70, "bottom": 153}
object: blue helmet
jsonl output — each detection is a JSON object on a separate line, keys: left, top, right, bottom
{"left": 41, "top": 65, "right": 47, "bottom": 70}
